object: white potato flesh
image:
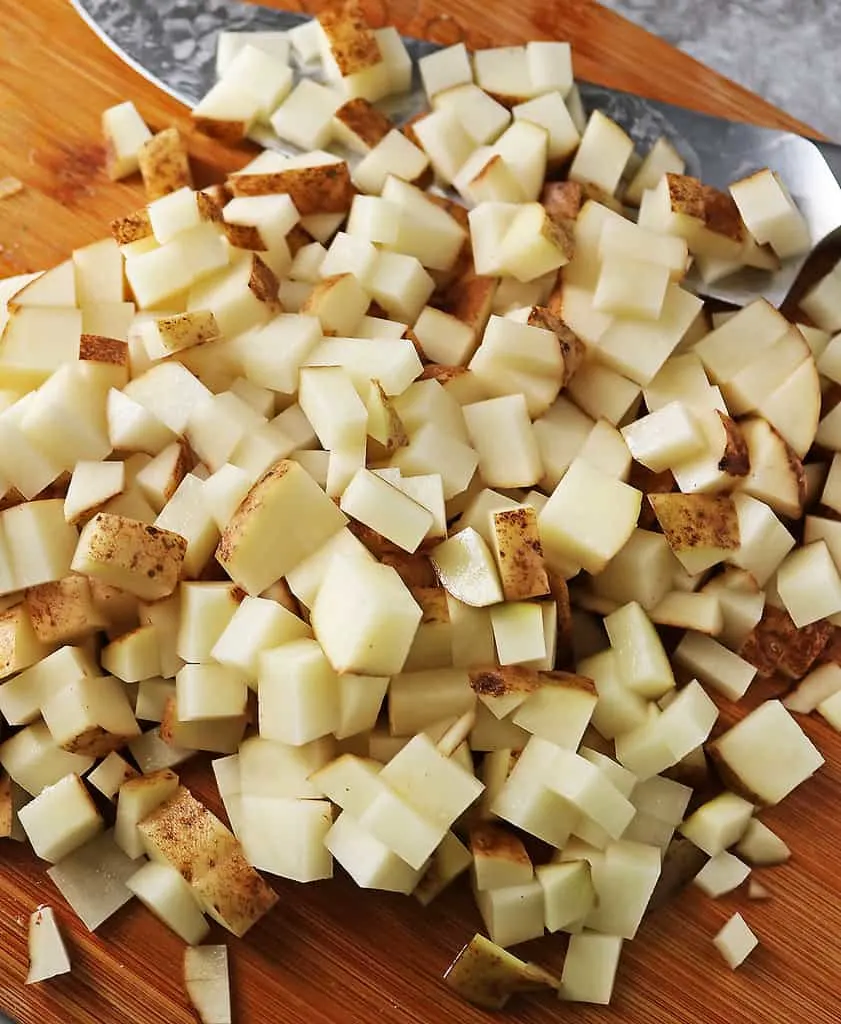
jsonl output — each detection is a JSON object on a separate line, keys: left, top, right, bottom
{"left": 26, "top": 906, "right": 71, "bottom": 984}
{"left": 18, "top": 773, "right": 104, "bottom": 863}
{"left": 561, "top": 932, "right": 623, "bottom": 1005}
{"left": 126, "top": 860, "right": 209, "bottom": 945}
{"left": 713, "top": 913, "right": 758, "bottom": 969}
{"left": 730, "top": 169, "right": 810, "bottom": 259}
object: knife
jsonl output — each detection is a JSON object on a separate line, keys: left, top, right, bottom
{"left": 71, "top": 0, "right": 841, "bottom": 309}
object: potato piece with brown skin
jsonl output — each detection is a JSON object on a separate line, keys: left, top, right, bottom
{"left": 138, "top": 128, "right": 193, "bottom": 201}
{"left": 334, "top": 98, "right": 393, "bottom": 151}
{"left": 469, "top": 665, "right": 542, "bottom": 718}
{"left": 221, "top": 222, "right": 266, "bottom": 251}
{"left": 71, "top": 513, "right": 187, "bottom": 602}
{"left": 0, "top": 772, "right": 13, "bottom": 838}
{"left": 542, "top": 180, "right": 583, "bottom": 224}
{"left": 440, "top": 274, "right": 498, "bottom": 341}
{"left": 648, "top": 493, "right": 740, "bottom": 555}
{"left": 526, "top": 306, "right": 585, "bottom": 386}
{"left": 490, "top": 507, "right": 550, "bottom": 602}
{"left": 740, "top": 604, "right": 832, "bottom": 680}
{"left": 25, "top": 576, "right": 107, "bottom": 644}
{"left": 366, "top": 379, "right": 408, "bottom": 453}
{"left": 628, "top": 465, "right": 676, "bottom": 531}
{"left": 191, "top": 846, "right": 278, "bottom": 938}
{"left": 150, "top": 312, "right": 221, "bottom": 355}
{"left": 411, "top": 586, "right": 450, "bottom": 626}
{"left": 80, "top": 334, "right": 129, "bottom": 370}
{"left": 546, "top": 569, "right": 573, "bottom": 667}
{"left": 470, "top": 822, "right": 533, "bottom": 889}
{"left": 111, "top": 208, "right": 153, "bottom": 245}
{"left": 379, "top": 550, "right": 438, "bottom": 589}
{"left": 138, "top": 785, "right": 239, "bottom": 884}
{"left": 444, "top": 933, "right": 559, "bottom": 1010}
{"left": 648, "top": 834, "right": 709, "bottom": 913}
{"left": 227, "top": 163, "right": 354, "bottom": 215}
{"left": 665, "top": 173, "right": 706, "bottom": 219}
{"left": 318, "top": 1, "right": 381, "bottom": 76}
{"left": 701, "top": 185, "right": 745, "bottom": 245}
{"left": 717, "top": 412, "right": 751, "bottom": 478}
{"left": 286, "top": 224, "right": 316, "bottom": 257}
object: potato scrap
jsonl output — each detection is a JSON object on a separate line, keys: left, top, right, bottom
{"left": 739, "top": 604, "right": 832, "bottom": 680}
{"left": 444, "top": 933, "right": 558, "bottom": 1010}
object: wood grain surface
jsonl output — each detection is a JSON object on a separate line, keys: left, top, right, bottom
{"left": 0, "top": 2, "right": 836, "bottom": 1023}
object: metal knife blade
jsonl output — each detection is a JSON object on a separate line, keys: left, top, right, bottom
{"left": 71, "top": 0, "right": 841, "bottom": 307}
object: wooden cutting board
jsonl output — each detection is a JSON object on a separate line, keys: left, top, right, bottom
{"left": 0, "top": 2, "right": 838, "bottom": 1023}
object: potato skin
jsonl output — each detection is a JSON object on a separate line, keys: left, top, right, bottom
{"left": 491, "top": 506, "right": 550, "bottom": 601}
{"left": 72, "top": 512, "right": 187, "bottom": 601}
{"left": 648, "top": 493, "right": 740, "bottom": 553}
{"left": 138, "top": 128, "right": 193, "bottom": 201}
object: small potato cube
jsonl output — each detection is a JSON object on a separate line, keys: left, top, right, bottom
{"left": 776, "top": 540, "right": 841, "bottom": 628}
{"left": 513, "top": 673, "right": 597, "bottom": 749}
{"left": 177, "top": 664, "right": 248, "bottom": 722}
{"left": 0, "top": 604, "right": 50, "bottom": 681}
{"left": 390, "top": 423, "right": 478, "bottom": 501}
{"left": 102, "top": 101, "right": 153, "bottom": 180}
{"left": 419, "top": 43, "right": 472, "bottom": 101}
{"left": 513, "top": 92, "right": 580, "bottom": 164}
{"left": 730, "top": 169, "right": 809, "bottom": 259}
{"left": 65, "top": 461, "right": 126, "bottom": 526}
{"left": 18, "top": 773, "right": 103, "bottom": 863}
{"left": 620, "top": 401, "right": 705, "bottom": 473}
{"left": 594, "top": 255, "right": 669, "bottom": 321}
{"left": 569, "top": 111, "right": 633, "bottom": 195}
{"left": 341, "top": 469, "right": 432, "bottom": 554}
{"left": 324, "top": 810, "right": 424, "bottom": 893}
{"left": 41, "top": 673, "right": 140, "bottom": 758}
{"left": 381, "top": 733, "right": 483, "bottom": 827}
{"left": 299, "top": 366, "right": 368, "bottom": 452}
{"left": 87, "top": 751, "right": 139, "bottom": 802}
{"left": 3, "top": 499, "right": 79, "bottom": 589}
{"left": 412, "top": 306, "right": 476, "bottom": 368}
{"left": 713, "top": 913, "right": 758, "bottom": 969}
{"left": 369, "top": 250, "right": 435, "bottom": 324}
{"left": 490, "top": 507, "right": 549, "bottom": 602}
{"left": 212, "top": 596, "right": 311, "bottom": 682}
{"left": 561, "top": 932, "right": 623, "bottom": 1004}
{"left": 539, "top": 459, "right": 641, "bottom": 575}
{"left": 498, "top": 202, "right": 572, "bottom": 282}
{"left": 270, "top": 79, "right": 343, "bottom": 150}
{"left": 72, "top": 513, "right": 187, "bottom": 601}
{"left": 25, "top": 578, "right": 105, "bottom": 645}
{"left": 431, "top": 529, "right": 504, "bottom": 608}
{"left": 311, "top": 553, "right": 422, "bottom": 676}
{"left": 710, "top": 700, "right": 823, "bottom": 806}
{"left": 138, "top": 128, "right": 193, "bottom": 201}
{"left": 491, "top": 602, "right": 546, "bottom": 665}
{"left": 259, "top": 638, "right": 339, "bottom": 745}
{"left": 463, "top": 394, "right": 543, "bottom": 488}
{"left": 126, "top": 860, "right": 209, "bottom": 945}
{"left": 239, "top": 795, "right": 333, "bottom": 882}
{"left": 101, "top": 624, "right": 160, "bottom": 682}
{"left": 471, "top": 822, "right": 533, "bottom": 891}
{"left": 301, "top": 273, "right": 369, "bottom": 336}
{"left": 537, "top": 860, "right": 595, "bottom": 932}
{"left": 353, "top": 130, "right": 430, "bottom": 196}
{"left": 217, "top": 460, "right": 347, "bottom": 596}
{"left": 476, "top": 879, "right": 545, "bottom": 948}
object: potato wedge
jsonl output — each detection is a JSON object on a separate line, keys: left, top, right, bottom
{"left": 444, "top": 933, "right": 558, "bottom": 1010}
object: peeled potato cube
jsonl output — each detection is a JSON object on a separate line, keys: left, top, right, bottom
{"left": 710, "top": 700, "right": 823, "bottom": 806}
{"left": 776, "top": 540, "right": 841, "bottom": 628}
{"left": 730, "top": 169, "right": 809, "bottom": 259}
{"left": 217, "top": 460, "right": 347, "bottom": 596}
{"left": 620, "top": 401, "right": 705, "bottom": 473}
{"left": 18, "top": 773, "right": 104, "bottom": 863}
{"left": 538, "top": 459, "right": 641, "bottom": 575}
{"left": 594, "top": 255, "right": 669, "bottom": 320}
{"left": 126, "top": 860, "right": 209, "bottom": 945}
{"left": 713, "top": 913, "right": 758, "bottom": 969}
{"left": 311, "top": 553, "right": 422, "bottom": 676}
{"left": 490, "top": 602, "right": 546, "bottom": 665}
{"left": 102, "top": 101, "right": 153, "bottom": 180}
